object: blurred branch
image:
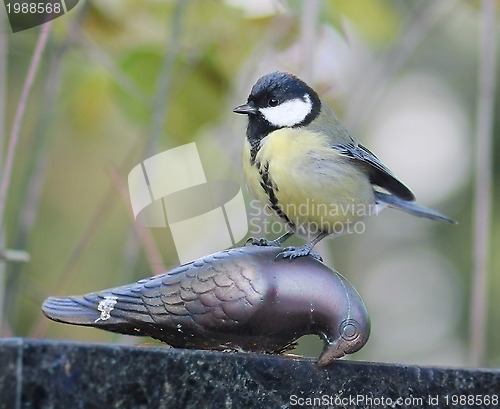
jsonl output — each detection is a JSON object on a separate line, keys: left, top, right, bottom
{"left": 30, "top": 134, "right": 147, "bottom": 339}
{"left": 30, "top": 169, "right": 122, "bottom": 339}
{"left": 145, "top": 0, "right": 188, "bottom": 156}
{"left": 0, "top": 21, "right": 52, "bottom": 337}
{"left": 7, "top": 5, "right": 90, "bottom": 329}
{"left": 0, "top": 11, "right": 7, "bottom": 337}
{"left": 15, "top": 3, "right": 88, "bottom": 250}
{"left": 123, "top": 0, "right": 188, "bottom": 277}
{"left": 13, "top": 48, "right": 66, "bottom": 250}
{"left": 300, "top": 0, "right": 319, "bottom": 83}
{"left": 470, "top": 0, "right": 497, "bottom": 367}
{"left": 345, "top": 0, "right": 455, "bottom": 132}
{"left": 72, "top": 26, "right": 150, "bottom": 107}
{"left": 0, "top": 10, "right": 5, "bottom": 147}
{"left": 109, "top": 168, "right": 164, "bottom": 275}
{"left": 1, "top": 320, "right": 12, "bottom": 338}
{"left": 0, "top": 249, "right": 31, "bottom": 263}
{"left": 0, "top": 21, "right": 53, "bottom": 228}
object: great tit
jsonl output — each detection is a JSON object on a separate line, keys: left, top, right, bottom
{"left": 233, "top": 72, "right": 455, "bottom": 259}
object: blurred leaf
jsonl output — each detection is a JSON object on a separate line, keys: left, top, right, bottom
{"left": 68, "top": 68, "right": 113, "bottom": 136}
{"left": 165, "top": 48, "right": 229, "bottom": 143}
{"left": 328, "top": 0, "right": 400, "bottom": 44}
{"left": 112, "top": 48, "right": 161, "bottom": 123}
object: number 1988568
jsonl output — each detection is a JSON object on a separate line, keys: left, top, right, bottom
{"left": 6, "top": 2, "right": 62, "bottom": 14}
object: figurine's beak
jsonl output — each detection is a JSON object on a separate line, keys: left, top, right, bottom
{"left": 317, "top": 339, "right": 346, "bottom": 367}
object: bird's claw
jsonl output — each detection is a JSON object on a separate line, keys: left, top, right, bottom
{"left": 276, "top": 246, "right": 323, "bottom": 262}
{"left": 246, "top": 237, "right": 281, "bottom": 247}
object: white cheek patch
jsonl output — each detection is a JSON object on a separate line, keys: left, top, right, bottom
{"left": 94, "top": 295, "right": 118, "bottom": 323}
{"left": 260, "top": 94, "right": 312, "bottom": 127}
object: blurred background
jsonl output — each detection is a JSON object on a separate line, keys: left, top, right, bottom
{"left": 0, "top": 0, "right": 498, "bottom": 367}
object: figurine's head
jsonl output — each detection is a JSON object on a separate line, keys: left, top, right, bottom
{"left": 317, "top": 313, "right": 371, "bottom": 367}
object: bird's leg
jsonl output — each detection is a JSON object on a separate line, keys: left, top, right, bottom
{"left": 276, "top": 232, "right": 328, "bottom": 261}
{"left": 246, "top": 230, "right": 294, "bottom": 248}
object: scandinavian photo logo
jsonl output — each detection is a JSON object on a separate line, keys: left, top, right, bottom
{"left": 247, "top": 198, "right": 377, "bottom": 238}
{"left": 128, "top": 143, "right": 248, "bottom": 265}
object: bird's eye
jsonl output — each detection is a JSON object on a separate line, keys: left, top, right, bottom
{"left": 268, "top": 98, "right": 279, "bottom": 107}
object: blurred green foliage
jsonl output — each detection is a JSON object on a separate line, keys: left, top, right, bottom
{"left": 0, "top": 0, "right": 499, "bottom": 367}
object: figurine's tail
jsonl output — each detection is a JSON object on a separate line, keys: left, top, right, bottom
{"left": 375, "top": 191, "right": 456, "bottom": 224}
{"left": 42, "top": 286, "right": 154, "bottom": 332}
{"left": 42, "top": 294, "right": 104, "bottom": 326}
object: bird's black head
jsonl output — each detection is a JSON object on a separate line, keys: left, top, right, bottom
{"left": 234, "top": 72, "right": 321, "bottom": 147}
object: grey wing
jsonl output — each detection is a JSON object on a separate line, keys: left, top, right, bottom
{"left": 333, "top": 143, "right": 415, "bottom": 201}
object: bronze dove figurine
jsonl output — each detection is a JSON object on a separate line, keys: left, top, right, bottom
{"left": 42, "top": 245, "right": 370, "bottom": 367}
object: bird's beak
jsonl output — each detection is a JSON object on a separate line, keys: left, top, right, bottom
{"left": 233, "top": 102, "right": 258, "bottom": 115}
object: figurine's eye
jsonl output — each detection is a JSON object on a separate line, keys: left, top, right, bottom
{"left": 268, "top": 98, "right": 279, "bottom": 107}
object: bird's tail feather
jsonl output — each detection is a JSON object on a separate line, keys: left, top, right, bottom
{"left": 375, "top": 191, "right": 456, "bottom": 224}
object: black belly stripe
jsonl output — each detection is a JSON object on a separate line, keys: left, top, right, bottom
{"left": 250, "top": 147, "right": 258, "bottom": 166}
{"left": 257, "top": 162, "right": 295, "bottom": 228}
{"left": 249, "top": 138, "right": 262, "bottom": 166}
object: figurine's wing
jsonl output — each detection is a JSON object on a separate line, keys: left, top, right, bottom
{"left": 140, "top": 251, "right": 266, "bottom": 328}
{"left": 42, "top": 250, "right": 266, "bottom": 334}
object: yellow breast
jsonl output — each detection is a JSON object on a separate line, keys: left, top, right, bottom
{"left": 242, "top": 128, "right": 375, "bottom": 236}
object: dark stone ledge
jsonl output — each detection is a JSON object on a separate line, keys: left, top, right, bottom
{"left": 1, "top": 338, "right": 499, "bottom": 409}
